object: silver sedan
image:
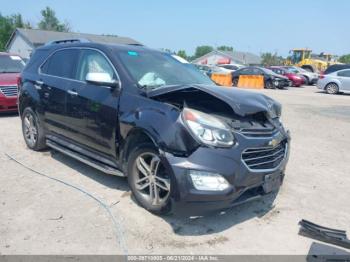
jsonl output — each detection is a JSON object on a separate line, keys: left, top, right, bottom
{"left": 317, "top": 69, "right": 350, "bottom": 94}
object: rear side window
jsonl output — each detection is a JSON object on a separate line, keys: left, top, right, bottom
{"left": 337, "top": 70, "right": 350, "bottom": 77}
{"left": 240, "top": 68, "right": 253, "bottom": 74}
{"left": 325, "top": 65, "right": 350, "bottom": 75}
{"left": 41, "top": 49, "right": 79, "bottom": 78}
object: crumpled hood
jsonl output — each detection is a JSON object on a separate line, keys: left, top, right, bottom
{"left": 148, "top": 84, "right": 281, "bottom": 118}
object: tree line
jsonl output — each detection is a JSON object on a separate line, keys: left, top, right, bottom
{"left": 0, "top": 7, "right": 70, "bottom": 50}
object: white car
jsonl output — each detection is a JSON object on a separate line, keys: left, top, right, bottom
{"left": 217, "top": 63, "right": 245, "bottom": 72}
{"left": 284, "top": 66, "right": 319, "bottom": 85}
{"left": 317, "top": 69, "right": 350, "bottom": 94}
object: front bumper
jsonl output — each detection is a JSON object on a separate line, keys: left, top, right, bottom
{"left": 161, "top": 130, "right": 291, "bottom": 215}
{"left": 291, "top": 78, "right": 304, "bottom": 87}
{"left": 273, "top": 79, "right": 291, "bottom": 88}
{"left": 0, "top": 96, "right": 18, "bottom": 112}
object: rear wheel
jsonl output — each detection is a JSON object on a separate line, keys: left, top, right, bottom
{"left": 325, "top": 83, "right": 339, "bottom": 94}
{"left": 21, "top": 108, "right": 47, "bottom": 151}
{"left": 127, "top": 144, "right": 172, "bottom": 214}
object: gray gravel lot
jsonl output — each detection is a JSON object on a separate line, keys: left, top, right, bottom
{"left": 0, "top": 86, "right": 349, "bottom": 255}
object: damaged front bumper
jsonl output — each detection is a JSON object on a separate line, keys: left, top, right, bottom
{"left": 161, "top": 130, "right": 291, "bottom": 215}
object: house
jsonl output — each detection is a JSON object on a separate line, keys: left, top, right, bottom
{"left": 192, "top": 49, "right": 261, "bottom": 66}
{"left": 5, "top": 28, "right": 142, "bottom": 59}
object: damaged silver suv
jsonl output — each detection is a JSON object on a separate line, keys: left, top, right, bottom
{"left": 19, "top": 40, "right": 290, "bottom": 215}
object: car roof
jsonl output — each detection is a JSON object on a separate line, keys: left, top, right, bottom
{"left": 330, "top": 68, "right": 350, "bottom": 74}
{"left": 36, "top": 41, "right": 156, "bottom": 54}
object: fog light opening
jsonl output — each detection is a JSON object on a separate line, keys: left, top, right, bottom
{"left": 189, "top": 170, "right": 230, "bottom": 191}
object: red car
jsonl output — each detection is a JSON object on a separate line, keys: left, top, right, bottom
{"left": 268, "top": 66, "right": 305, "bottom": 87}
{"left": 0, "top": 52, "right": 25, "bottom": 112}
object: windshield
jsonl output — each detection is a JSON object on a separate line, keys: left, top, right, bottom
{"left": 261, "top": 68, "right": 277, "bottom": 75}
{"left": 0, "top": 55, "right": 25, "bottom": 73}
{"left": 118, "top": 51, "right": 213, "bottom": 90}
{"left": 286, "top": 67, "right": 299, "bottom": 74}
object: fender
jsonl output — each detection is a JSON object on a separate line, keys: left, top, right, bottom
{"left": 118, "top": 92, "right": 199, "bottom": 157}
{"left": 18, "top": 78, "right": 41, "bottom": 116}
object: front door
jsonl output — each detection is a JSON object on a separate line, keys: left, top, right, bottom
{"left": 66, "top": 48, "right": 120, "bottom": 158}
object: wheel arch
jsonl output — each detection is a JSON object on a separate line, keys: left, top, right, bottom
{"left": 325, "top": 81, "right": 340, "bottom": 91}
{"left": 119, "top": 128, "right": 159, "bottom": 174}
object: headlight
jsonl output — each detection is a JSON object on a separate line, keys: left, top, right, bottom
{"left": 182, "top": 108, "right": 234, "bottom": 147}
{"left": 189, "top": 170, "right": 230, "bottom": 191}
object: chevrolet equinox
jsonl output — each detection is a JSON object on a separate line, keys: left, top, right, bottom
{"left": 19, "top": 40, "right": 290, "bottom": 215}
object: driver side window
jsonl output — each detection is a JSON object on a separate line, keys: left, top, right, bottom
{"left": 76, "top": 49, "right": 115, "bottom": 81}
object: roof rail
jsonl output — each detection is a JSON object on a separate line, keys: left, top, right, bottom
{"left": 45, "top": 38, "right": 90, "bottom": 46}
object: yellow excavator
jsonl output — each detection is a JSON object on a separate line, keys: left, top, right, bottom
{"left": 285, "top": 48, "right": 339, "bottom": 72}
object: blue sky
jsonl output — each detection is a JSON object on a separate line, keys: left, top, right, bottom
{"left": 1, "top": 0, "right": 349, "bottom": 56}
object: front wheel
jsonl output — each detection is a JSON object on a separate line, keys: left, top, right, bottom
{"left": 265, "top": 80, "right": 275, "bottom": 89}
{"left": 127, "top": 144, "right": 172, "bottom": 214}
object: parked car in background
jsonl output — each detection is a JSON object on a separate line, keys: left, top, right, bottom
{"left": 194, "top": 64, "right": 231, "bottom": 77}
{"left": 317, "top": 69, "right": 350, "bottom": 94}
{"left": 268, "top": 66, "right": 305, "bottom": 87}
{"left": 324, "top": 64, "right": 350, "bottom": 75}
{"left": 283, "top": 66, "right": 318, "bottom": 85}
{"left": 217, "top": 63, "right": 244, "bottom": 72}
{"left": 232, "top": 66, "right": 291, "bottom": 89}
{"left": 172, "top": 54, "right": 190, "bottom": 64}
{"left": 0, "top": 52, "right": 25, "bottom": 113}
{"left": 19, "top": 40, "right": 290, "bottom": 215}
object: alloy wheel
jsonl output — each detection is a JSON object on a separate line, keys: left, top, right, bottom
{"left": 326, "top": 83, "right": 338, "bottom": 94}
{"left": 134, "top": 152, "right": 170, "bottom": 206}
{"left": 23, "top": 112, "right": 38, "bottom": 147}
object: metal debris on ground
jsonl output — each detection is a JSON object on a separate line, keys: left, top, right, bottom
{"left": 299, "top": 219, "right": 350, "bottom": 249}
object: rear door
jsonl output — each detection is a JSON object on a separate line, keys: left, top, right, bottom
{"left": 39, "top": 48, "right": 80, "bottom": 137}
{"left": 337, "top": 70, "right": 350, "bottom": 91}
{"left": 66, "top": 48, "right": 120, "bottom": 158}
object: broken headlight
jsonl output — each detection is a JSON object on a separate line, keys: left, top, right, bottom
{"left": 182, "top": 108, "right": 234, "bottom": 148}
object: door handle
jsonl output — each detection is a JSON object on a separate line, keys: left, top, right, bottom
{"left": 67, "top": 89, "right": 78, "bottom": 96}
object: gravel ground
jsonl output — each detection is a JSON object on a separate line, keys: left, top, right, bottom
{"left": 0, "top": 86, "right": 349, "bottom": 255}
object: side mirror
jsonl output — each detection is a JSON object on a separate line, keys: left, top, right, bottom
{"left": 86, "top": 72, "right": 119, "bottom": 88}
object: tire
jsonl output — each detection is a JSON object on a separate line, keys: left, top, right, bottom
{"left": 325, "top": 83, "right": 339, "bottom": 95}
{"left": 265, "top": 80, "right": 275, "bottom": 89}
{"left": 21, "top": 107, "right": 47, "bottom": 151}
{"left": 232, "top": 78, "right": 238, "bottom": 87}
{"left": 127, "top": 143, "right": 172, "bottom": 215}
{"left": 303, "top": 76, "right": 310, "bottom": 85}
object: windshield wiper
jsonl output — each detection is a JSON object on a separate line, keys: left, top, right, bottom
{"left": 139, "top": 84, "right": 165, "bottom": 91}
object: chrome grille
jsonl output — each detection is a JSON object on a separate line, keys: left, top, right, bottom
{"left": 242, "top": 141, "right": 287, "bottom": 170}
{"left": 239, "top": 127, "right": 278, "bottom": 137}
{"left": 0, "top": 86, "right": 18, "bottom": 97}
